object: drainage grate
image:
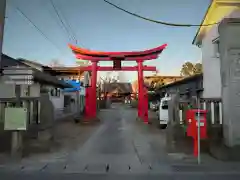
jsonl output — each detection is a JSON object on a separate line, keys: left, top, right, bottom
{"left": 105, "top": 164, "right": 110, "bottom": 172}
{"left": 172, "top": 165, "right": 208, "bottom": 172}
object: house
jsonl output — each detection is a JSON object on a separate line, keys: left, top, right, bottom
{"left": 192, "top": 0, "right": 240, "bottom": 98}
{"left": 157, "top": 73, "right": 203, "bottom": 99}
{"left": 0, "top": 55, "right": 73, "bottom": 153}
{"left": 0, "top": 55, "right": 72, "bottom": 103}
{"left": 50, "top": 66, "right": 90, "bottom": 116}
{"left": 16, "top": 58, "right": 78, "bottom": 120}
{"left": 50, "top": 66, "right": 86, "bottom": 81}
{"left": 132, "top": 75, "right": 183, "bottom": 94}
{"left": 192, "top": 1, "right": 240, "bottom": 154}
{"left": 4, "top": 62, "right": 87, "bottom": 119}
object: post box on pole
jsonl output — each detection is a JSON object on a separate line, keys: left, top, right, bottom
{"left": 185, "top": 109, "right": 208, "bottom": 159}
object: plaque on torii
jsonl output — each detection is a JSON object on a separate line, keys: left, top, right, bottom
{"left": 69, "top": 44, "right": 167, "bottom": 123}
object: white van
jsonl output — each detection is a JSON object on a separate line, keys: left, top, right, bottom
{"left": 157, "top": 96, "right": 171, "bottom": 129}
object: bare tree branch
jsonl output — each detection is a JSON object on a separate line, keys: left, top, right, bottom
{"left": 49, "top": 59, "right": 64, "bottom": 67}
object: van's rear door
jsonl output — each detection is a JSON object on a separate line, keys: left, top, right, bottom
{"left": 159, "top": 100, "right": 169, "bottom": 123}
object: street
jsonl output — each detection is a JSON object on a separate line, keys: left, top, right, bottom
{"left": 1, "top": 103, "right": 240, "bottom": 179}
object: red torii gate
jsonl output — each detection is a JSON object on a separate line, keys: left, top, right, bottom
{"left": 69, "top": 44, "right": 167, "bottom": 124}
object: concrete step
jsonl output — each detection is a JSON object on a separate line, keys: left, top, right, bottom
{"left": 209, "top": 143, "right": 240, "bottom": 161}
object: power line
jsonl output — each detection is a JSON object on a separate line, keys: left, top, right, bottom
{"left": 103, "top": 0, "right": 219, "bottom": 27}
{"left": 12, "top": 5, "right": 62, "bottom": 52}
{"left": 45, "top": 2, "right": 71, "bottom": 43}
{"left": 63, "top": 18, "right": 79, "bottom": 45}
{"left": 49, "top": 0, "right": 77, "bottom": 44}
{"left": 49, "top": 0, "right": 88, "bottom": 47}
{"left": 52, "top": 1, "right": 79, "bottom": 45}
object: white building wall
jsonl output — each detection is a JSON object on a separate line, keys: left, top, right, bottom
{"left": 202, "top": 27, "right": 221, "bottom": 98}
{"left": 49, "top": 90, "right": 64, "bottom": 110}
{"left": 201, "top": 9, "right": 240, "bottom": 98}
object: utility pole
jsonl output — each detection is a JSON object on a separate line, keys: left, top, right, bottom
{"left": 0, "top": 0, "right": 6, "bottom": 73}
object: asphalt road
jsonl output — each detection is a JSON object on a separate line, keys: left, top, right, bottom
{"left": 1, "top": 103, "right": 240, "bottom": 179}
{"left": 1, "top": 172, "right": 240, "bottom": 180}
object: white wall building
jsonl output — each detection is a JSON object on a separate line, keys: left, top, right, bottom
{"left": 192, "top": 0, "right": 240, "bottom": 98}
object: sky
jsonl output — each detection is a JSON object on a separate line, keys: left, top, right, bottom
{"left": 2, "top": 0, "right": 210, "bottom": 82}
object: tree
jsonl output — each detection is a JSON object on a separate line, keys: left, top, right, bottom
{"left": 101, "top": 72, "right": 119, "bottom": 83}
{"left": 194, "top": 63, "right": 203, "bottom": 74}
{"left": 97, "top": 72, "right": 119, "bottom": 100}
{"left": 180, "top": 62, "right": 202, "bottom": 77}
{"left": 149, "top": 79, "right": 165, "bottom": 90}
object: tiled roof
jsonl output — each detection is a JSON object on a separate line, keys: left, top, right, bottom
{"left": 102, "top": 82, "right": 133, "bottom": 94}
{"left": 1, "top": 54, "right": 72, "bottom": 88}
{"left": 1, "top": 54, "right": 26, "bottom": 68}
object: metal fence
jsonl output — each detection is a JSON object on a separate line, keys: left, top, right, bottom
{"left": 201, "top": 98, "right": 222, "bottom": 125}
{"left": 178, "top": 98, "right": 222, "bottom": 125}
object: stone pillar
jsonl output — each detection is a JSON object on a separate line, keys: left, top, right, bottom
{"left": 219, "top": 18, "right": 240, "bottom": 147}
{"left": 166, "top": 93, "right": 180, "bottom": 151}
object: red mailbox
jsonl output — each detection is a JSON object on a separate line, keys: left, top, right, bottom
{"left": 185, "top": 109, "right": 208, "bottom": 157}
{"left": 186, "top": 110, "right": 193, "bottom": 137}
{"left": 186, "top": 109, "right": 207, "bottom": 139}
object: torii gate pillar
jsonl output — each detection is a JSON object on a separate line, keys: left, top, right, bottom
{"left": 137, "top": 60, "right": 149, "bottom": 123}
{"left": 84, "top": 62, "right": 98, "bottom": 120}
{"left": 90, "top": 61, "right": 98, "bottom": 118}
{"left": 137, "top": 61, "right": 144, "bottom": 120}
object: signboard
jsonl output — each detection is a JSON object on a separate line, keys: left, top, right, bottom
{"left": 113, "top": 60, "right": 121, "bottom": 70}
{"left": 3, "top": 67, "right": 34, "bottom": 85}
{"left": 4, "top": 107, "right": 27, "bottom": 130}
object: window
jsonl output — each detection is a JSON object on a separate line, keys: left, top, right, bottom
{"left": 56, "top": 88, "right": 61, "bottom": 97}
{"left": 161, "top": 100, "right": 168, "bottom": 110}
{"left": 212, "top": 37, "right": 220, "bottom": 58}
{"left": 50, "top": 88, "right": 61, "bottom": 97}
{"left": 51, "top": 89, "right": 54, "bottom": 96}
{"left": 40, "top": 85, "right": 48, "bottom": 93}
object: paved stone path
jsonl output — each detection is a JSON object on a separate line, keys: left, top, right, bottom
{"left": 1, "top": 103, "right": 240, "bottom": 178}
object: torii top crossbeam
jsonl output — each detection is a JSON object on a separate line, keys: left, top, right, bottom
{"left": 69, "top": 44, "right": 167, "bottom": 61}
